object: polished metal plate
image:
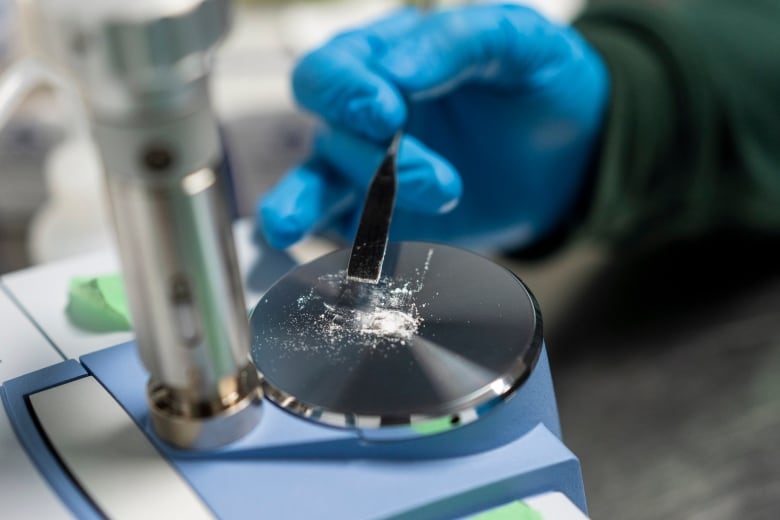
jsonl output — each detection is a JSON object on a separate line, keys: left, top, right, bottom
{"left": 251, "top": 242, "right": 542, "bottom": 436}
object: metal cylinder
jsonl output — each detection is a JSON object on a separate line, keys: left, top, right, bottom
{"left": 38, "top": 0, "right": 262, "bottom": 448}
{"left": 99, "top": 101, "right": 262, "bottom": 449}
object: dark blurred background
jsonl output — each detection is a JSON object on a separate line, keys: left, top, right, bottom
{"left": 524, "top": 236, "right": 780, "bottom": 519}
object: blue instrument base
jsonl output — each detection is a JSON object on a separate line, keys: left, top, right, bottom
{"left": 2, "top": 341, "right": 587, "bottom": 519}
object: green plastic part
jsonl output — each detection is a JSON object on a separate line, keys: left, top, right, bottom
{"left": 410, "top": 416, "right": 456, "bottom": 436}
{"left": 472, "top": 500, "right": 544, "bottom": 520}
{"left": 66, "top": 274, "right": 132, "bottom": 333}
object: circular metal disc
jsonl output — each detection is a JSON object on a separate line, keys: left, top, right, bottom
{"left": 250, "top": 242, "right": 542, "bottom": 433}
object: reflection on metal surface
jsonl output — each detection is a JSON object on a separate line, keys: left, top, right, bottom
{"left": 181, "top": 168, "right": 217, "bottom": 195}
{"left": 251, "top": 242, "right": 543, "bottom": 439}
{"left": 147, "top": 363, "right": 263, "bottom": 450}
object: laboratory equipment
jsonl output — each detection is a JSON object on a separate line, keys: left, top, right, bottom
{"left": 37, "top": 0, "right": 263, "bottom": 449}
{"left": 257, "top": 132, "right": 544, "bottom": 440}
{"left": 0, "top": 0, "right": 589, "bottom": 517}
{"left": 252, "top": 241, "right": 545, "bottom": 445}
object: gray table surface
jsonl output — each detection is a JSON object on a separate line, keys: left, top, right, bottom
{"left": 511, "top": 235, "right": 780, "bottom": 520}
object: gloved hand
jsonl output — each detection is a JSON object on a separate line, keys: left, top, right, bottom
{"left": 259, "top": 4, "right": 609, "bottom": 251}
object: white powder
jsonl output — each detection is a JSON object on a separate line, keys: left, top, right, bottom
{"left": 314, "top": 270, "right": 423, "bottom": 347}
{"left": 260, "top": 248, "right": 435, "bottom": 356}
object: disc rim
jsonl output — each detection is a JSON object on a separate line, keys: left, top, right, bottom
{"left": 250, "top": 242, "right": 544, "bottom": 438}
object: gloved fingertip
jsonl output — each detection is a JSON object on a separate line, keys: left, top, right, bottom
{"left": 313, "top": 128, "right": 387, "bottom": 188}
{"left": 344, "top": 94, "right": 406, "bottom": 141}
{"left": 257, "top": 200, "right": 307, "bottom": 250}
{"left": 432, "top": 161, "right": 463, "bottom": 214}
{"left": 395, "top": 138, "right": 463, "bottom": 214}
{"left": 256, "top": 168, "right": 318, "bottom": 249}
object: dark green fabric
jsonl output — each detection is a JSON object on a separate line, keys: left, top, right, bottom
{"left": 575, "top": 0, "right": 780, "bottom": 248}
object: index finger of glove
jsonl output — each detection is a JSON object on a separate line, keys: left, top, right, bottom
{"left": 292, "top": 8, "right": 421, "bottom": 142}
{"left": 376, "top": 5, "right": 581, "bottom": 98}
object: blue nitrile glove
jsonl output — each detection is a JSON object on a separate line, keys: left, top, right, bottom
{"left": 259, "top": 4, "right": 609, "bottom": 251}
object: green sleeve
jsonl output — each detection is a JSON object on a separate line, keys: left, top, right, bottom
{"left": 574, "top": 0, "right": 780, "bottom": 248}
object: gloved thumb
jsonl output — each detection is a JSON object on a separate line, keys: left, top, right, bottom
{"left": 375, "top": 5, "right": 578, "bottom": 98}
